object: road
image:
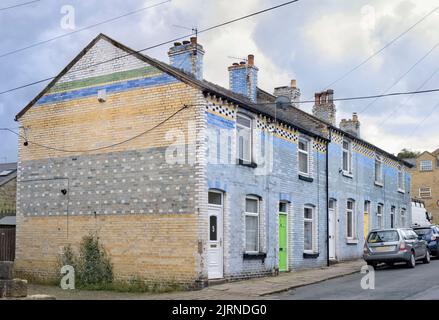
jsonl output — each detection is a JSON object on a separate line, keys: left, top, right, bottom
{"left": 270, "top": 259, "right": 439, "bottom": 300}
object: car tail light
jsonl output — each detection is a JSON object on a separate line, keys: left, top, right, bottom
{"left": 399, "top": 241, "right": 407, "bottom": 252}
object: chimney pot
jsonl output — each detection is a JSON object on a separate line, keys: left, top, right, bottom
{"left": 248, "top": 54, "right": 255, "bottom": 66}
{"left": 174, "top": 42, "right": 181, "bottom": 46}
{"left": 182, "top": 40, "right": 190, "bottom": 45}
{"left": 190, "top": 37, "right": 197, "bottom": 45}
{"left": 291, "top": 79, "right": 297, "bottom": 88}
{"left": 240, "top": 61, "right": 246, "bottom": 65}
{"left": 232, "top": 62, "right": 239, "bottom": 67}
{"left": 352, "top": 112, "right": 358, "bottom": 122}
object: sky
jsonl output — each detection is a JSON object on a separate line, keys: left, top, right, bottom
{"left": 0, "top": 0, "right": 438, "bottom": 163}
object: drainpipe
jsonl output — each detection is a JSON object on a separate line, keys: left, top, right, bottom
{"left": 326, "top": 131, "right": 331, "bottom": 267}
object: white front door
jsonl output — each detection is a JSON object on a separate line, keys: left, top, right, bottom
{"left": 328, "top": 200, "right": 336, "bottom": 260}
{"left": 208, "top": 192, "right": 224, "bottom": 279}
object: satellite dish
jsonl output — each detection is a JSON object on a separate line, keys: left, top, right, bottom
{"left": 275, "top": 95, "right": 290, "bottom": 109}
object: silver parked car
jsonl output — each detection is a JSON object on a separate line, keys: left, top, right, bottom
{"left": 363, "top": 228, "right": 430, "bottom": 268}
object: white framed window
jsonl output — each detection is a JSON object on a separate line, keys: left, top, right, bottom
{"left": 401, "top": 208, "right": 406, "bottom": 227}
{"left": 397, "top": 166, "right": 405, "bottom": 192}
{"left": 245, "top": 196, "right": 259, "bottom": 253}
{"left": 420, "top": 160, "right": 432, "bottom": 172}
{"left": 419, "top": 187, "right": 432, "bottom": 198}
{"left": 346, "top": 200, "right": 356, "bottom": 239}
{"left": 236, "top": 113, "right": 252, "bottom": 164}
{"left": 342, "top": 139, "right": 352, "bottom": 175}
{"left": 375, "top": 155, "right": 383, "bottom": 185}
{"left": 364, "top": 201, "right": 370, "bottom": 215}
{"left": 304, "top": 206, "right": 316, "bottom": 253}
{"left": 390, "top": 206, "right": 395, "bottom": 228}
{"left": 298, "top": 138, "right": 310, "bottom": 175}
{"left": 377, "top": 204, "right": 384, "bottom": 229}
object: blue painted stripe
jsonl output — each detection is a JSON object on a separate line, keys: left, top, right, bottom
{"left": 206, "top": 112, "right": 235, "bottom": 130}
{"left": 36, "top": 73, "right": 178, "bottom": 105}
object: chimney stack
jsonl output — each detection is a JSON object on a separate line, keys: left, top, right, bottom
{"left": 312, "top": 89, "right": 337, "bottom": 125}
{"left": 228, "top": 54, "right": 259, "bottom": 102}
{"left": 273, "top": 79, "right": 301, "bottom": 108}
{"left": 339, "top": 112, "right": 361, "bottom": 138}
{"left": 168, "top": 37, "right": 205, "bottom": 80}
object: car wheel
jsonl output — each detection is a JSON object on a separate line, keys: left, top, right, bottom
{"left": 407, "top": 252, "right": 416, "bottom": 268}
{"left": 423, "top": 250, "right": 431, "bottom": 264}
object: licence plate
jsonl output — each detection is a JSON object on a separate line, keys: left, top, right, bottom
{"left": 374, "top": 246, "right": 395, "bottom": 252}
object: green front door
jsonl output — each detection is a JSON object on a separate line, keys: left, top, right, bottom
{"left": 278, "top": 214, "right": 287, "bottom": 271}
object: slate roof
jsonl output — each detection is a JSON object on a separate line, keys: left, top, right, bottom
{"left": 0, "top": 163, "right": 17, "bottom": 187}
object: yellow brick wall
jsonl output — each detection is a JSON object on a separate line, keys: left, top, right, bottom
{"left": 15, "top": 214, "right": 200, "bottom": 285}
{"left": 410, "top": 152, "right": 439, "bottom": 221}
{"left": 16, "top": 79, "right": 207, "bottom": 286}
{"left": 19, "top": 83, "right": 199, "bottom": 161}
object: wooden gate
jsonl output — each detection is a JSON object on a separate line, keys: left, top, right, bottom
{"left": 0, "top": 226, "right": 15, "bottom": 261}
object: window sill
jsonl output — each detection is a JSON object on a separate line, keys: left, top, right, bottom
{"left": 398, "top": 189, "right": 405, "bottom": 194}
{"left": 243, "top": 252, "right": 267, "bottom": 262}
{"left": 303, "top": 252, "right": 319, "bottom": 259}
{"left": 374, "top": 181, "right": 384, "bottom": 187}
{"left": 298, "top": 174, "right": 313, "bottom": 183}
{"left": 237, "top": 159, "right": 257, "bottom": 168}
{"left": 346, "top": 239, "right": 359, "bottom": 245}
{"left": 342, "top": 172, "right": 353, "bottom": 179}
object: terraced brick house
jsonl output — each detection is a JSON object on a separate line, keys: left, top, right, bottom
{"left": 14, "top": 34, "right": 412, "bottom": 287}
{"left": 408, "top": 148, "right": 439, "bottom": 222}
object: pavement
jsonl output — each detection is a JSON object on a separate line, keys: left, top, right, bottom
{"left": 272, "top": 258, "right": 439, "bottom": 300}
{"left": 27, "top": 259, "right": 365, "bottom": 300}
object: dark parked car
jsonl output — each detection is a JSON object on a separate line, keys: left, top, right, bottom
{"left": 363, "top": 228, "right": 430, "bottom": 268}
{"left": 413, "top": 225, "right": 439, "bottom": 257}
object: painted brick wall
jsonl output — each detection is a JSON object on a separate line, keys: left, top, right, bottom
{"left": 205, "top": 98, "right": 328, "bottom": 278}
{"left": 15, "top": 37, "right": 208, "bottom": 287}
{"left": 328, "top": 130, "right": 412, "bottom": 261}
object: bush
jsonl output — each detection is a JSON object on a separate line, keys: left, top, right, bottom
{"left": 60, "top": 234, "right": 113, "bottom": 289}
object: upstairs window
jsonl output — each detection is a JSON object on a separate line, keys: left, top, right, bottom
{"left": 236, "top": 114, "right": 252, "bottom": 164}
{"left": 375, "top": 155, "right": 383, "bottom": 184}
{"left": 298, "top": 139, "right": 310, "bottom": 175}
{"left": 342, "top": 139, "right": 352, "bottom": 175}
{"left": 245, "top": 196, "right": 260, "bottom": 253}
{"left": 419, "top": 187, "right": 432, "bottom": 198}
{"left": 397, "top": 166, "right": 405, "bottom": 191}
{"left": 420, "top": 160, "right": 432, "bottom": 172}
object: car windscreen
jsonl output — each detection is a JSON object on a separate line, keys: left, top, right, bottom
{"left": 413, "top": 228, "right": 431, "bottom": 236}
{"left": 367, "top": 230, "right": 399, "bottom": 243}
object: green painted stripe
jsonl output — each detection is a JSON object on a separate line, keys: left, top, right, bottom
{"left": 49, "top": 66, "right": 163, "bottom": 93}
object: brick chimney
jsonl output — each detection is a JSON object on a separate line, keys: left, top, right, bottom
{"left": 312, "top": 89, "right": 336, "bottom": 125}
{"left": 273, "top": 79, "right": 301, "bottom": 108}
{"left": 228, "top": 54, "right": 259, "bottom": 103}
{"left": 168, "top": 37, "right": 204, "bottom": 80}
{"left": 339, "top": 112, "right": 361, "bottom": 138}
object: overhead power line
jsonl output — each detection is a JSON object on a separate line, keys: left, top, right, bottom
{"left": 0, "top": 104, "right": 189, "bottom": 153}
{"left": 359, "top": 39, "right": 439, "bottom": 114}
{"left": 0, "top": 0, "right": 171, "bottom": 59}
{"left": 378, "top": 66, "right": 439, "bottom": 127}
{"left": 321, "top": 5, "right": 439, "bottom": 91}
{"left": 0, "top": 0, "right": 40, "bottom": 12}
{"left": 257, "top": 88, "right": 439, "bottom": 105}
